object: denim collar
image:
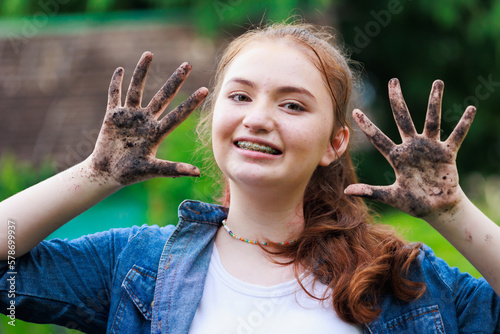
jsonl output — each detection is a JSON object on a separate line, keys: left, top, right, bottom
{"left": 151, "top": 200, "right": 227, "bottom": 333}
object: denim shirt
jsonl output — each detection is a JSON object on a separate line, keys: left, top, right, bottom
{"left": 1, "top": 200, "right": 499, "bottom": 333}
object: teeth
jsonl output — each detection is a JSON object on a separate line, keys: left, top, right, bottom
{"left": 236, "top": 141, "right": 280, "bottom": 155}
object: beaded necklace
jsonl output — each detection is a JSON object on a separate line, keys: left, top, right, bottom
{"left": 221, "top": 219, "right": 297, "bottom": 246}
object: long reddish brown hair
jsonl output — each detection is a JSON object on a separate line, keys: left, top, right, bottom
{"left": 197, "top": 21, "right": 425, "bottom": 324}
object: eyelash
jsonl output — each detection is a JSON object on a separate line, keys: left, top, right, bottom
{"left": 228, "top": 93, "right": 251, "bottom": 102}
{"left": 228, "top": 93, "right": 307, "bottom": 112}
{"left": 283, "top": 102, "right": 306, "bottom": 112}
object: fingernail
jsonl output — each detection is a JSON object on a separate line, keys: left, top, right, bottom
{"left": 180, "top": 62, "right": 192, "bottom": 69}
{"left": 389, "top": 78, "right": 400, "bottom": 86}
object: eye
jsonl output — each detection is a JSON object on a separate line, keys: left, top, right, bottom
{"left": 283, "top": 102, "right": 306, "bottom": 112}
{"left": 229, "top": 93, "right": 251, "bottom": 102}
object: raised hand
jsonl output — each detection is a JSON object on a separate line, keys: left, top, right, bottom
{"left": 89, "top": 52, "right": 208, "bottom": 186}
{"left": 345, "top": 79, "right": 476, "bottom": 219}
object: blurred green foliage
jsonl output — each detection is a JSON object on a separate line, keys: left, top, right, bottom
{"left": 336, "top": 0, "right": 500, "bottom": 186}
{"left": 0, "top": 0, "right": 330, "bottom": 37}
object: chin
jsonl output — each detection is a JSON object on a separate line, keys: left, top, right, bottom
{"left": 227, "top": 170, "right": 282, "bottom": 189}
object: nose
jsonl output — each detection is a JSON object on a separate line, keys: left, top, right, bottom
{"left": 242, "top": 100, "right": 275, "bottom": 133}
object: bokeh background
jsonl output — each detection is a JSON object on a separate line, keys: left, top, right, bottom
{"left": 1, "top": 0, "right": 499, "bottom": 332}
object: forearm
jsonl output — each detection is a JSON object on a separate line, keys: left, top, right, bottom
{"left": 426, "top": 194, "right": 500, "bottom": 295}
{"left": 0, "top": 158, "right": 121, "bottom": 259}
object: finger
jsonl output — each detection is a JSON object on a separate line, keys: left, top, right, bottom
{"left": 388, "top": 78, "right": 417, "bottom": 141}
{"left": 147, "top": 62, "right": 193, "bottom": 116}
{"left": 157, "top": 87, "right": 209, "bottom": 140}
{"left": 107, "top": 67, "right": 124, "bottom": 110}
{"left": 144, "top": 159, "right": 201, "bottom": 178}
{"left": 445, "top": 105, "right": 476, "bottom": 152}
{"left": 353, "top": 109, "right": 395, "bottom": 158}
{"left": 423, "top": 80, "right": 444, "bottom": 140}
{"left": 344, "top": 183, "right": 396, "bottom": 204}
{"left": 125, "top": 51, "right": 153, "bottom": 108}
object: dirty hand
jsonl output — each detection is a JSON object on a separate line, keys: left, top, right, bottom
{"left": 88, "top": 51, "right": 208, "bottom": 186}
{"left": 345, "top": 79, "right": 476, "bottom": 219}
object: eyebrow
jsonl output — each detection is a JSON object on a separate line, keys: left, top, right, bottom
{"left": 226, "top": 77, "right": 316, "bottom": 101}
{"left": 276, "top": 86, "right": 316, "bottom": 101}
{"left": 227, "top": 78, "right": 256, "bottom": 88}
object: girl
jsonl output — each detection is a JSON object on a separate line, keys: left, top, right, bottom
{"left": 1, "top": 22, "right": 499, "bottom": 333}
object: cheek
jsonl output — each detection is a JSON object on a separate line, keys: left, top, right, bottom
{"left": 211, "top": 102, "right": 227, "bottom": 141}
{"left": 298, "top": 117, "right": 333, "bottom": 147}
{"left": 212, "top": 116, "right": 232, "bottom": 147}
{"left": 211, "top": 122, "right": 225, "bottom": 172}
{"left": 211, "top": 104, "right": 236, "bottom": 162}
{"left": 211, "top": 114, "right": 225, "bottom": 158}
{"left": 301, "top": 119, "right": 335, "bottom": 160}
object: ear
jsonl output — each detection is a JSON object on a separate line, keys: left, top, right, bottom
{"left": 319, "top": 126, "right": 350, "bottom": 167}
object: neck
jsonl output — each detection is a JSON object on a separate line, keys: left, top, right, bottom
{"left": 223, "top": 181, "right": 306, "bottom": 243}
{"left": 214, "top": 181, "right": 307, "bottom": 285}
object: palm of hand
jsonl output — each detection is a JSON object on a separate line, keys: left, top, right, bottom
{"left": 346, "top": 79, "right": 476, "bottom": 219}
{"left": 90, "top": 52, "right": 208, "bottom": 186}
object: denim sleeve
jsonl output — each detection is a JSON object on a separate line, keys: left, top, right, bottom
{"left": 0, "top": 225, "right": 147, "bottom": 333}
{"left": 421, "top": 245, "right": 500, "bottom": 332}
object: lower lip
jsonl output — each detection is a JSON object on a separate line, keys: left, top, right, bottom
{"left": 234, "top": 144, "right": 282, "bottom": 160}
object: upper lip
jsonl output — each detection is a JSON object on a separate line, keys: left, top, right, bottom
{"left": 233, "top": 136, "right": 283, "bottom": 153}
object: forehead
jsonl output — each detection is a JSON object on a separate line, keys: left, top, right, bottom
{"left": 221, "top": 39, "right": 328, "bottom": 93}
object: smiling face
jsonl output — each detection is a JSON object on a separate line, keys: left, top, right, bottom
{"left": 212, "top": 39, "right": 348, "bottom": 194}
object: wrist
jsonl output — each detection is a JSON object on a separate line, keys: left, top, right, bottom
{"left": 76, "top": 157, "right": 123, "bottom": 191}
{"left": 423, "top": 187, "right": 471, "bottom": 227}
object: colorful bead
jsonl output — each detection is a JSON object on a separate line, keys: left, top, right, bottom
{"left": 221, "top": 219, "right": 296, "bottom": 246}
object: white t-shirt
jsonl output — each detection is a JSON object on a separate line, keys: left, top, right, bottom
{"left": 189, "top": 245, "right": 362, "bottom": 334}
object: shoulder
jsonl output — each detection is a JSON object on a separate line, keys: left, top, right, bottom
{"left": 415, "top": 243, "right": 461, "bottom": 286}
{"left": 45, "top": 224, "right": 176, "bottom": 254}
{"left": 412, "top": 244, "right": 500, "bottom": 331}
{"left": 416, "top": 243, "right": 500, "bottom": 303}
{"left": 112, "top": 224, "right": 176, "bottom": 254}
{"left": 415, "top": 244, "right": 486, "bottom": 293}
{"left": 371, "top": 244, "right": 500, "bottom": 332}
